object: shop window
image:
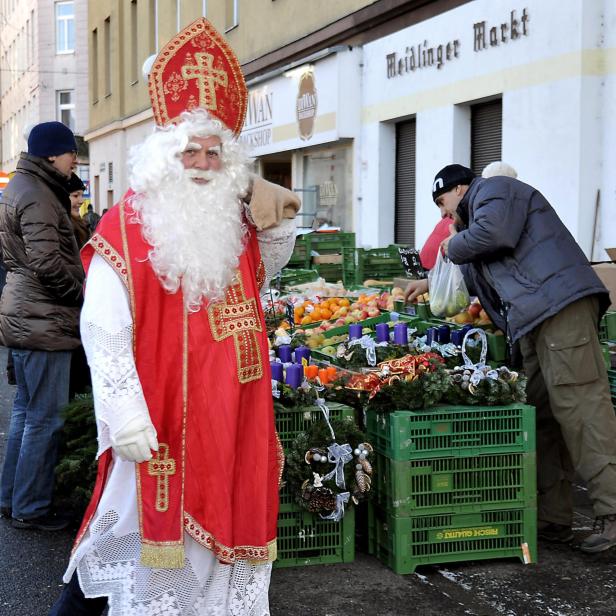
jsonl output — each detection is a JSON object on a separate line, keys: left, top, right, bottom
{"left": 302, "top": 145, "right": 352, "bottom": 231}
{"left": 395, "top": 119, "right": 416, "bottom": 246}
{"left": 471, "top": 99, "right": 502, "bottom": 176}
{"left": 55, "top": 1, "right": 75, "bottom": 54}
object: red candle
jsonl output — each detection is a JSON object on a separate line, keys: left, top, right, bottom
{"left": 318, "top": 368, "right": 330, "bottom": 384}
{"left": 326, "top": 366, "right": 338, "bottom": 381}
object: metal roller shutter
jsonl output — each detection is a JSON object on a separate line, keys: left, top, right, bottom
{"left": 395, "top": 119, "right": 416, "bottom": 247}
{"left": 471, "top": 99, "right": 502, "bottom": 177}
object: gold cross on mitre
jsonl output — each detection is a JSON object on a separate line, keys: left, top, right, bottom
{"left": 208, "top": 275, "right": 264, "bottom": 384}
{"left": 181, "top": 52, "right": 228, "bottom": 111}
{"left": 147, "top": 443, "right": 176, "bottom": 512}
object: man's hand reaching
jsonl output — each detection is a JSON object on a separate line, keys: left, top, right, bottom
{"left": 111, "top": 416, "right": 159, "bottom": 463}
{"left": 403, "top": 278, "right": 429, "bottom": 304}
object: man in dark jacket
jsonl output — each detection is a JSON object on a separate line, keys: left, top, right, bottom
{"left": 0, "top": 121, "right": 84, "bottom": 530}
{"left": 406, "top": 164, "right": 616, "bottom": 553}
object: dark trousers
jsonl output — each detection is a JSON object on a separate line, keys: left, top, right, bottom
{"left": 49, "top": 572, "right": 108, "bottom": 616}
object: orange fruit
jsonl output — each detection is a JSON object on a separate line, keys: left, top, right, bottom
{"left": 300, "top": 316, "right": 312, "bottom": 325}
{"left": 320, "top": 309, "right": 332, "bottom": 320}
{"left": 339, "top": 298, "right": 350, "bottom": 307}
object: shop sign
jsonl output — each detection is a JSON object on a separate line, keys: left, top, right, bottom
{"left": 474, "top": 8, "right": 529, "bottom": 51}
{"left": 385, "top": 7, "right": 530, "bottom": 79}
{"left": 297, "top": 71, "right": 318, "bottom": 140}
{"left": 386, "top": 39, "right": 460, "bottom": 78}
{"left": 240, "top": 87, "right": 273, "bottom": 148}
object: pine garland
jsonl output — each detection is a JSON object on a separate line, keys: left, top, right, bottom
{"left": 54, "top": 394, "right": 97, "bottom": 517}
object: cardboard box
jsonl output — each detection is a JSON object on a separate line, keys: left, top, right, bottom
{"left": 593, "top": 262, "right": 616, "bottom": 309}
{"left": 312, "top": 254, "right": 342, "bottom": 265}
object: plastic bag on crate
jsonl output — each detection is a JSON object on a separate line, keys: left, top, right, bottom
{"left": 428, "top": 251, "right": 470, "bottom": 317}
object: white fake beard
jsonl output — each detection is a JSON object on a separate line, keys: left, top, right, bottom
{"left": 130, "top": 168, "right": 248, "bottom": 311}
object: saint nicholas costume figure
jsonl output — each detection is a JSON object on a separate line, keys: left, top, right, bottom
{"left": 50, "top": 18, "right": 300, "bottom": 616}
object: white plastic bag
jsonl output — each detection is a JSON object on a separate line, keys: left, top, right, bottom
{"left": 428, "top": 251, "right": 470, "bottom": 317}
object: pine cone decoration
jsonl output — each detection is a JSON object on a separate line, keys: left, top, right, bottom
{"left": 359, "top": 457, "right": 373, "bottom": 476}
{"left": 355, "top": 470, "right": 371, "bottom": 493}
{"left": 305, "top": 486, "right": 337, "bottom": 513}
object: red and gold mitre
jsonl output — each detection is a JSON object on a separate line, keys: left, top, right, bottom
{"left": 148, "top": 18, "right": 247, "bottom": 135}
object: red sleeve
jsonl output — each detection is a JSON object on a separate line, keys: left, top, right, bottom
{"left": 419, "top": 218, "right": 452, "bottom": 270}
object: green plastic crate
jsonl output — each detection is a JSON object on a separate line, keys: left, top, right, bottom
{"left": 366, "top": 405, "right": 536, "bottom": 461}
{"left": 356, "top": 245, "right": 406, "bottom": 284}
{"left": 274, "top": 505, "right": 355, "bottom": 568}
{"left": 274, "top": 401, "right": 355, "bottom": 450}
{"left": 371, "top": 504, "right": 536, "bottom": 574}
{"left": 279, "top": 268, "right": 320, "bottom": 288}
{"left": 599, "top": 311, "right": 616, "bottom": 342}
{"left": 394, "top": 300, "right": 432, "bottom": 320}
{"left": 372, "top": 451, "right": 536, "bottom": 516}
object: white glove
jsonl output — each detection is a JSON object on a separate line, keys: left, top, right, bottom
{"left": 110, "top": 415, "right": 159, "bottom": 463}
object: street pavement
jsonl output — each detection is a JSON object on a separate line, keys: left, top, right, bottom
{"left": 1, "top": 346, "right": 615, "bottom": 616}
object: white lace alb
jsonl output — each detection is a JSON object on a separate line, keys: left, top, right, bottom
{"left": 257, "top": 218, "right": 296, "bottom": 292}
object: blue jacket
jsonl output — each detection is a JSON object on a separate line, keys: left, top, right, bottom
{"left": 448, "top": 176, "right": 610, "bottom": 342}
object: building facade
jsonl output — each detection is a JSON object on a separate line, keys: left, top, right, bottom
{"left": 0, "top": 0, "right": 89, "bottom": 176}
{"left": 83, "top": 0, "right": 615, "bottom": 261}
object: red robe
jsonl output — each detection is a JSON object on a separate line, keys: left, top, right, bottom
{"left": 75, "top": 195, "right": 281, "bottom": 568}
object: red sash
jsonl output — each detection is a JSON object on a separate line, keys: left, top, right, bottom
{"left": 75, "top": 194, "right": 281, "bottom": 568}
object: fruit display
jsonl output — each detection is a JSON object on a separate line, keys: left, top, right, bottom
{"left": 444, "top": 299, "right": 494, "bottom": 328}
{"left": 293, "top": 294, "right": 382, "bottom": 326}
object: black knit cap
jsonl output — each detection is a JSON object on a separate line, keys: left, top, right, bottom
{"left": 67, "top": 173, "right": 85, "bottom": 193}
{"left": 27, "top": 121, "right": 77, "bottom": 158}
{"left": 432, "top": 164, "right": 475, "bottom": 202}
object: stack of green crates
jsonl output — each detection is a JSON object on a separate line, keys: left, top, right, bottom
{"left": 307, "top": 232, "right": 356, "bottom": 285}
{"left": 356, "top": 245, "right": 406, "bottom": 284}
{"left": 273, "top": 401, "right": 356, "bottom": 567}
{"left": 366, "top": 404, "right": 537, "bottom": 573}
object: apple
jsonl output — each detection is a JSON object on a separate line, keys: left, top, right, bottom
{"left": 468, "top": 303, "right": 482, "bottom": 319}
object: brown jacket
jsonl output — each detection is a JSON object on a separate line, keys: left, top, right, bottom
{"left": 0, "top": 153, "right": 84, "bottom": 350}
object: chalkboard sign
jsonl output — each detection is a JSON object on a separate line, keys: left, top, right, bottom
{"left": 398, "top": 247, "right": 426, "bottom": 279}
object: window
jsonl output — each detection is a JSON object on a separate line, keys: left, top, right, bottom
{"left": 395, "top": 119, "right": 417, "bottom": 246}
{"left": 225, "top": 0, "right": 238, "bottom": 31}
{"left": 104, "top": 17, "right": 111, "bottom": 96}
{"left": 130, "top": 0, "right": 138, "bottom": 83}
{"left": 92, "top": 28, "right": 99, "bottom": 102}
{"left": 55, "top": 1, "right": 75, "bottom": 54}
{"left": 57, "top": 90, "right": 75, "bottom": 130}
{"left": 470, "top": 99, "right": 502, "bottom": 176}
{"left": 149, "top": 0, "right": 157, "bottom": 54}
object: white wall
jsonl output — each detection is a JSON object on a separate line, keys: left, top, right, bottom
{"left": 358, "top": 0, "right": 615, "bottom": 257}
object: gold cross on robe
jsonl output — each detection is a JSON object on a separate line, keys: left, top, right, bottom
{"left": 208, "top": 274, "right": 263, "bottom": 384}
{"left": 147, "top": 443, "right": 176, "bottom": 512}
{"left": 181, "top": 52, "right": 228, "bottom": 111}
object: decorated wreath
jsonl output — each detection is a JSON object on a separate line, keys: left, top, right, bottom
{"left": 285, "top": 416, "right": 373, "bottom": 520}
{"left": 445, "top": 364, "right": 527, "bottom": 405}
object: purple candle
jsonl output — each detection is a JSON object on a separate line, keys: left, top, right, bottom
{"left": 393, "top": 322, "right": 408, "bottom": 345}
{"left": 294, "top": 345, "right": 311, "bottom": 364}
{"left": 285, "top": 363, "right": 303, "bottom": 389}
{"left": 437, "top": 325, "right": 451, "bottom": 344}
{"left": 375, "top": 323, "right": 390, "bottom": 343}
{"left": 349, "top": 323, "right": 362, "bottom": 340}
{"left": 451, "top": 329, "right": 463, "bottom": 346}
{"left": 426, "top": 327, "right": 437, "bottom": 345}
{"left": 278, "top": 344, "right": 292, "bottom": 363}
{"left": 270, "top": 361, "right": 283, "bottom": 382}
